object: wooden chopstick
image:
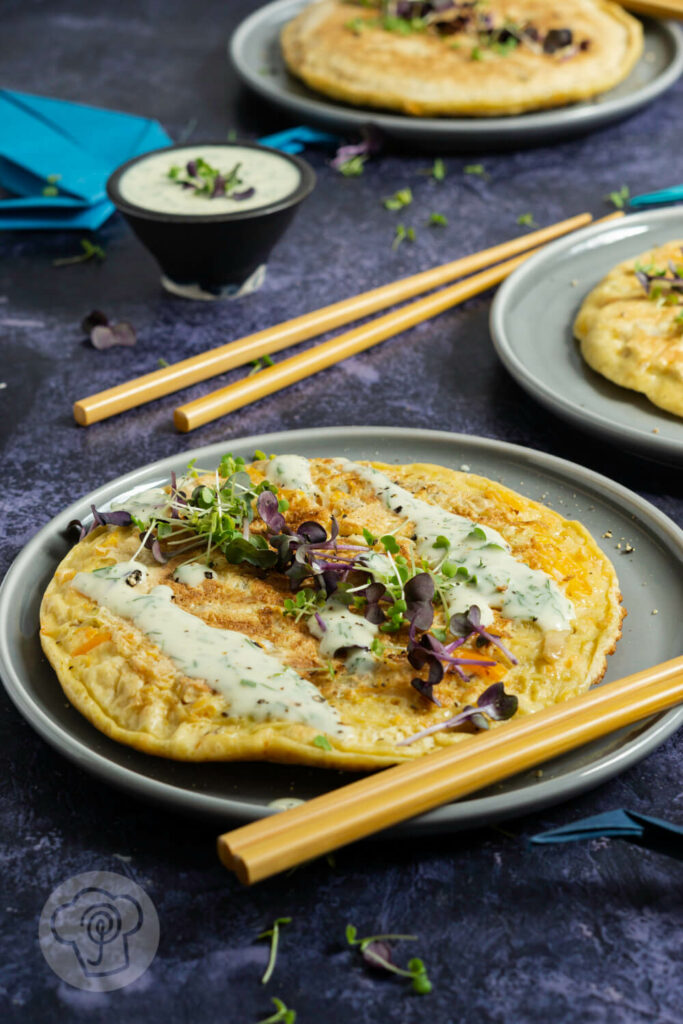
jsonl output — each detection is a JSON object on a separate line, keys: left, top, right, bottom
{"left": 217, "top": 655, "right": 683, "bottom": 885}
{"left": 620, "top": 0, "right": 683, "bottom": 19}
{"left": 175, "top": 212, "right": 625, "bottom": 432}
{"left": 73, "top": 212, "right": 593, "bottom": 426}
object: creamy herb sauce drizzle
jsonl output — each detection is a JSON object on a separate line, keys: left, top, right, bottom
{"left": 265, "top": 454, "right": 316, "bottom": 494}
{"left": 110, "top": 487, "right": 171, "bottom": 523}
{"left": 308, "top": 598, "right": 379, "bottom": 660}
{"left": 72, "top": 562, "right": 343, "bottom": 732}
{"left": 337, "top": 459, "right": 574, "bottom": 632}
{"left": 172, "top": 563, "right": 216, "bottom": 585}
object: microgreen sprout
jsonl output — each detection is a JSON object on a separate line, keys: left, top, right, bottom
{"left": 393, "top": 224, "right": 416, "bottom": 249}
{"left": 249, "top": 353, "right": 275, "bottom": 375}
{"left": 167, "top": 157, "right": 255, "bottom": 200}
{"left": 430, "top": 158, "right": 446, "bottom": 181}
{"left": 42, "top": 173, "right": 61, "bottom": 197}
{"left": 383, "top": 187, "right": 413, "bottom": 211}
{"left": 253, "top": 996, "right": 296, "bottom": 1024}
{"left": 283, "top": 588, "right": 323, "bottom": 622}
{"left": 258, "top": 917, "right": 292, "bottom": 985}
{"left": 464, "top": 163, "right": 488, "bottom": 179}
{"left": 428, "top": 213, "right": 448, "bottom": 227}
{"left": 346, "top": 925, "right": 432, "bottom": 995}
{"left": 516, "top": 212, "right": 537, "bottom": 228}
{"left": 313, "top": 734, "right": 332, "bottom": 750}
{"left": 606, "top": 185, "right": 629, "bottom": 209}
{"left": 53, "top": 238, "right": 106, "bottom": 266}
{"left": 399, "top": 681, "right": 518, "bottom": 745}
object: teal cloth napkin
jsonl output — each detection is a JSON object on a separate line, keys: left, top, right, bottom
{"left": 629, "top": 185, "right": 683, "bottom": 208}
{"left": 530, "top": 809, "right": 683, "bottom": 860}
{"left": 0, "top": 90, "right": 172, "bottom": 229}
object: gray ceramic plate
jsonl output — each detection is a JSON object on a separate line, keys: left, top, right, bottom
{"left": 1, "top": 427, "right": 682, "bottom": 832}
{"left": 229, "top": 0, "right": 683, "bottom": 151}
{"left": 490, "top": 209, "right": 683, "bottom": 464}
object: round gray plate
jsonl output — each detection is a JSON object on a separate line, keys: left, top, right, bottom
{"left": 490, "top": 209, "right": 683, "bottom": 465}
{"left": 229, "top": 0, "right": 683, "bottom": 151}
{"left": 1, "top": 427, "right": 682, "bottom": 832}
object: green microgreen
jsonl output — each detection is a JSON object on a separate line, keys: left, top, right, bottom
{"left": 516, "top": 212, "right": 537, "bottom": 228}
{"left": 258, "top": 917, "right": 292, "bottom": 985}
{"left": 380, "top": 534, "right": 400, "bottom": 555}
{"left": 167, "top": 156, "right": 250, "bottom": 199}
{"left": 606, "top": 185, "right": 629, "bottom": 209}
{"left": 283, "top": 588, "right": 323, "bottom": 622}
{"left": 464, "top": 164, "right": 488, "bottom": 178}
{"left": 337, "top": 154, "right": 367, "bottom": 176}
{"left": 53, "top": 238, "right": 106, "bottom": 267}
{"left": 42, "top": 174, "right": 62, "bottom": 197}
{"left": 253, "top": 996, "right": 296, "bottom": 1024}
{"left": 362, "top": 527, "right": 377, "bottom": 545}
{"left": 428, "top": 213, "right": 448, "bottom": 227}
{"left": 249, "top": 353, "right": 275, "bottom": 375}
{"left": 346, "top": 925, "right": 432, "bottom": 995}
{"left": 370, "top": 637, "right": 385, "bottom": 657}
{"left": 313, "top": 734, "right": 332, "bottom": 751}
{"left": 392, "top": 224, "right": 416, "bottom": 250}
{"left": 491, "top": 35, "right": 518, "bottom": 55}
{"left": 471, "top": 46, "right": 484, "bottom": 60}
{"left": 383, "top": 187, "right": 413, "bottom": 211}
{"left": 431, "top": 158, "right": 446, "bottom": 181}
{"left": 157, "top": 357, "right": 170, "bottom": 368}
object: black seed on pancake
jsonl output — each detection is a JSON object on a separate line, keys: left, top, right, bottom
{"left": 543, "top": 28, "right": 573, "bottom": 53}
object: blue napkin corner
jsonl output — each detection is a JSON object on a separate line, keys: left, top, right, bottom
{"left": 530, "top": 809, "right": 683, "bottom": 860}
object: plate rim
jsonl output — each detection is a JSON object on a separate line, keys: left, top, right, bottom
{"left": 489, "top": 207, "right": 683, "bottom": 463}
{"left": 229, "top": 0, "right": 683, "bottom": 143}
{"left": 2, "top": 425, "right": 682, "bottom": 829}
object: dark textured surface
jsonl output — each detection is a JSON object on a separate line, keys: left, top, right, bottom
{"left": 1, "top": 2, "right": 682, "bottom": 1021}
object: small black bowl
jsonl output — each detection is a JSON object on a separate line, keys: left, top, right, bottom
{"left": 106, "top": 142, "right": 316, "bottom": 300}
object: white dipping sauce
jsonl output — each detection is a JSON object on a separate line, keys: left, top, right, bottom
{"left": 110, "top": 487, "right": 171, "bottom": 523}
{"left": 118, "top": 145, "right": 301, "bottom": 216}
{"left": 73, "top": 561, "right": 343, "bottom": 733}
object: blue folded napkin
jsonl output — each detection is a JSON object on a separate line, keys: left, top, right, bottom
{"left": 258, "top": 125, "right": 341, "bottom": 154}
{"left": 530, "top": 809, "right": 683, "bottom": 860}
{"left": 0, "top": 89, "right": 172, "bottom": 230}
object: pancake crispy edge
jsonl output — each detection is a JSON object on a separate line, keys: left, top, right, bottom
{"left": 281, "top": 0, "right": 643, "bottom": 117}
{"left": 40, "top": 459, "right": 624, "bottom": 771}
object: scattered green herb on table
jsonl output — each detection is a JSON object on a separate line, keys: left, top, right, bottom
{"left": 53, "top": 239, "right": 106, "bottom": 267}
{"left": 158, "top": 357, "right": 169, "bottom": 368}
{"left": 606, "top": 185, "right": 629, "bottom": 209}
{"left": 249, "top": 354, "right": 275, "bottom": 375}
{"left": 337, "top": 154, "right": 367, "bottom": 177}
{"left": 428, "top": 213, "right": 448, "bottom": 227}
{"left": 464, "top": 163, "right": 488, "bottom": 179}
{"left": 516, "top": 212, "right": 537, "bottom": 228}
{"left": 253, "top": 996, "right": 296, "bottom": 1024}
{"left": 383, "top": 187, "right": 413, "bottom": 211}
{"left": 393, "top": 224, "right": 416, "bottom": 250}
{"left": 42, "top": 173, "right": 61, "bottom": 197}
{"left": 258, "top": 917, "right": 292, "bottom": 985}
{"left": 346, "top": 924, "right": 432, "bottom": 995}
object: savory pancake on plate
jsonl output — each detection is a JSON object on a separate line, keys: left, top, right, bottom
{"left": 40, "top": 454, "right": 623, "bottom": 770}
{"left": 281, "top": 0, "right": 643, "bottom": 117}
{"left": 574, "top": 240, "right": 683, "bottom": 418}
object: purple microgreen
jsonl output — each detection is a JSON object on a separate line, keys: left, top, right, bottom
{"left": 449, "top": 605, "right": 518, "bottom": 664}
{"left": 346, "top": 925, "right": 432, "bottom": 995}
{"left": 258, "top": 490, "right": 287, "bottom": 534}
{"left": 167, "top": 157, "right": 253, "bottom": 200}
{"left": 233, "top": 187, "right": 256, "bottom": 200}
{"left": 257, "top": 917, "right": 292, "bottom": 986}
{"left": 331, "top": 126, "right": 382, "bottom": 176}
{"left": 80, "top": 309, "right": 109, "bottom": 334}
{"left": 90, "top": 321, "right": 137, "bottom": 350}
{"left": 398, "top": 681, "right": 518, "bottom": 745}
{"left": 363, "top": 581, "right": 391, "bottom": 624}
{"left": 404, "top": 572, "right": 434, "bottom": 631}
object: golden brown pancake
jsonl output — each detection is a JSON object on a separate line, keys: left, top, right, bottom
{"left": 40, "top": 456, "right": 623, "bottom": 770}
{"left": 281, "top": 0, "right": 642, "bottom": 117}
{"left": 574, "top": 241, "right": 683, "bottom": 417}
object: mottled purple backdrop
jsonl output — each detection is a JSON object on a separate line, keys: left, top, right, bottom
{"left": 0, "top": 2, "right": 681, "bottom": 1022}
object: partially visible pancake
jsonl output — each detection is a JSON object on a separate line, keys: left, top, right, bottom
{"left": 281, "top": 0, "right": 643, "bottom": 117}
{"left": 40, "top": 457, "right": 624, "bottom": 770}
{"left": 574, "top": 240, "right": 683, "bottom": 417}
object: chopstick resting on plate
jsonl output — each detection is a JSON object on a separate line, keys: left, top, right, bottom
{"left": 217, "top": 654, "right": 683, "bottom": 885}
{"left": 619, "top": 1, "right": 683, "bottom": 20}
{"left": 174, "top": 211, "right": 623, "bottom": 432}
{"left": 73, "top": 212, "right": 603, "bottom": 428}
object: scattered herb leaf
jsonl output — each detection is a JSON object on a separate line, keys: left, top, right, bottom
{"left": 313, "top": 734, "right": 332, "bottom": 751}
{"left": 258, "top": 917, "right": 292, "bottom": 985}
{"left": 53, "top": 239, "right": 106, "bottom": 267}
{"left": 253, "top": 996, "right": 296, "bottom": 1024}
{"left": 606, "top": 185, "right": 629, "bottom": 209}
{"left": 516, "top": 212, "right": 537, "bottom": 228}
{"left": 346, "top": 925, "right": 432, "bottom": 995}
{"left": 428, "top": 213, "right": 448, "bottom": 227}
{"left": 383, "top": 187, "right": 413, "bottom": 211}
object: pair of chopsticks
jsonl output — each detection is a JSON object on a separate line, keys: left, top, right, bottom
{"left": 74, "top": 211, "right": 621, "bottom": 432}
{"left": 620, "top": 0, "right": 683, "bottom": 18}
{"left": 218, "top": 655, "right": 683, "bottom": 885}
